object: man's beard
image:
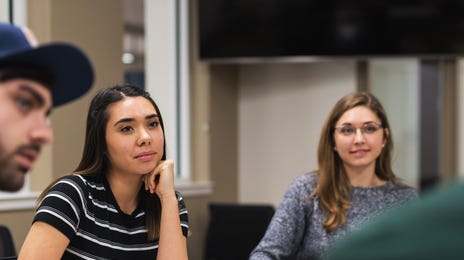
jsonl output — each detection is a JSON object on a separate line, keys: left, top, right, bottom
{"left": 0, "top": 144, "right": 41, "bottom": 192}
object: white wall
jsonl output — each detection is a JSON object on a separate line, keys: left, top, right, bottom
{"left": 238, "top": 61, "right": 357, "bottom": 206}
{"left": 369, "top": 59, "right": 420, "bottom": 188}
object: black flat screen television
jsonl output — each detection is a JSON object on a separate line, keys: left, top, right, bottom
{"left": 198, "top": 0, "right": 464, "bottom": 62}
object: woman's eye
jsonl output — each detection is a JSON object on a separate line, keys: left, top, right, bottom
{"left": 149, "top": 121, "right": 159, "bottom": 128}
{"left": 364, "top": 125, "right": 377, "bottom": 133}
{"left": 121, "top": 126, "right": 133, "bottom": 132}
{"left": 341, "top": 127, "right": 355, "bottom": 134}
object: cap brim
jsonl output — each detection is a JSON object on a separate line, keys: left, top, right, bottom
{"left": 0, "top": 43, "right": 94, "bottom": 107}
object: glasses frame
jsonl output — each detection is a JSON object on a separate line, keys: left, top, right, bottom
{"left": 334, "top": 122, "right": 384, "bottom": 137}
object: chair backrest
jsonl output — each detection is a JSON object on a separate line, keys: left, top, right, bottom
{"left": 0, "top": 225, "right": 16, "bottom": 259}
{"left": 204, "top": 203, "right": 275, "bottom": 260}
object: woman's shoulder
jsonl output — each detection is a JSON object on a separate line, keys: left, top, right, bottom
{"left": 287, "top": 172, "right": 318, "bottom": 196}
{"left": 293, "top": 172, "right": 318, "bottom": 186}
{"left": 52, "top": 174, "right": 83, "bottom": 186}
{"left": 390, "top": 181, "right": 419, "bottom": 200}
{"left": 51, "top": 174, "right": 102, "bottom": 194}
{"left": 54, "top": 174, "right": 88, "bottom": 186}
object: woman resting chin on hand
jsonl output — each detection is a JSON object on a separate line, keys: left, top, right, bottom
{"left": 19, "top": 84, "right": 189, "bottom": 260}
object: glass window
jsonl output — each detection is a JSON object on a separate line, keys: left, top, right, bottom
{"left": 127, "top": 0, "right": 191, "bottom": 180}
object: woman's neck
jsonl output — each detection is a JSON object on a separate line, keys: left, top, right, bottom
{"left": 106, "top": 170, "right": 143, "bottom": 215}
{"left": 345, "top": 165, "right": 386, "bottom": 188}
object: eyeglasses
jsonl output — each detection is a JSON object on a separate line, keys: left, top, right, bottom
{"left": 334, "top": 123, "right": 383, "bottom": 136}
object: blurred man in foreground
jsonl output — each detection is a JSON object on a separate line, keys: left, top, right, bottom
{"left": 325, "top": 181, "right": 464, "bottom": 260}
{"left": 0, "top": 22, "right": 94, "bottom": 191}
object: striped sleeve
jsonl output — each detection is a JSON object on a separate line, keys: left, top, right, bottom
{"left": 176, "top": 191, "right": 189, "bottom": 237}
{"left": 34, "top": 175, "right": 86, "bottom": 240}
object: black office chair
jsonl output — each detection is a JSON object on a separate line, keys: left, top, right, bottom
{"left": 0, "top": 225, "right": 16, "bottom": 259}
{"left": 204, "top": 203, "right": 275, "bottom": 260}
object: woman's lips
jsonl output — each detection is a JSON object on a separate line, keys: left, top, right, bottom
{"left": 135, "top": 151, "right": 156, "bottom": 161}
{"left": 350, "top": 149, "right": 369, "bottom": 157}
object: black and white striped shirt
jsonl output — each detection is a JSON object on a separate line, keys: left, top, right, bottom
{"left": 34, "top": 174, "right": 189, "bottom": 260}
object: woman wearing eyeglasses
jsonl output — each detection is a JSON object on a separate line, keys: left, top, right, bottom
{"left": 249, "top": 91, "right": 418, "bottom": 260}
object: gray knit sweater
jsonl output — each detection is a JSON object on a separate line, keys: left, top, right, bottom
{"left": 249, "top": 173, "right": 418, "bottom": 260}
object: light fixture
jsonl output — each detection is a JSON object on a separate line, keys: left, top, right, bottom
{"left": 122, "top": 52, "right": 135, "bottom": 64}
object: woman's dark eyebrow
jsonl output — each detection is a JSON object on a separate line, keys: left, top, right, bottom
{"left": 114, "top": 118, "right": 134, "bottom": 126}
{"left": 114, "top": 114, "right": 159, "bottom": 126}
{"left": 340, "top": 120, "right": 377, "bottom": 125}
{"left": 146, "top": 114, "right": 160, "bottom": 120}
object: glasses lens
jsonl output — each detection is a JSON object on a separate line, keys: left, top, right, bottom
{"left": 363, "top": 124, "right": 379, "bottom": 134}
{"left": 336, "top": 123, "right": 382, "bottom": 136}
{"left": 339, "top": 126, "right": 355, "bottom": 135}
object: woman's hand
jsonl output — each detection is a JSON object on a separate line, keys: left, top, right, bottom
{"left": 143, "top": 160, "right": 188, "bottom": 260}
{"left": 142, "top": 160, "right": 175, "bottom": 200}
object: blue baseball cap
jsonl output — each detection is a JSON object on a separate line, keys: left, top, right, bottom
{"left": 0, "top": 22, "right": 94, "bottom": 107}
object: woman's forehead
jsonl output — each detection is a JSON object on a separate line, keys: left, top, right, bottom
{"left": 337, "top": 106, "right": 379, "bottom": 124}
{"left": 107, "top": 97, "right": 156, "bottom": 120}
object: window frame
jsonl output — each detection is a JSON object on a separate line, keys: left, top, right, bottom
{"left": 0, "top": 0, "right": 211, "bottom": 212}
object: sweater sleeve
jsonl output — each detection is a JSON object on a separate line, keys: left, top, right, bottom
{"left": 249, "top": 174, "right": 315, "bottom": 259}
{"left": 33, "top": 175, "right": 86, "bottom": 240}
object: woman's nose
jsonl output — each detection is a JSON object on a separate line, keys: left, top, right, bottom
{"left": 353, "top": 128, "right": 366, "bottom": 143}
{"left": 137, "top": 128, "right": 151, "bottom": 146}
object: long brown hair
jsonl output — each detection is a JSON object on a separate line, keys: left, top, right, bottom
{"left": 314, "top": 91, "right": 398, "bottom": 232}
{"left": 37, "top": 84, "right": 165, "bottom": 240}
